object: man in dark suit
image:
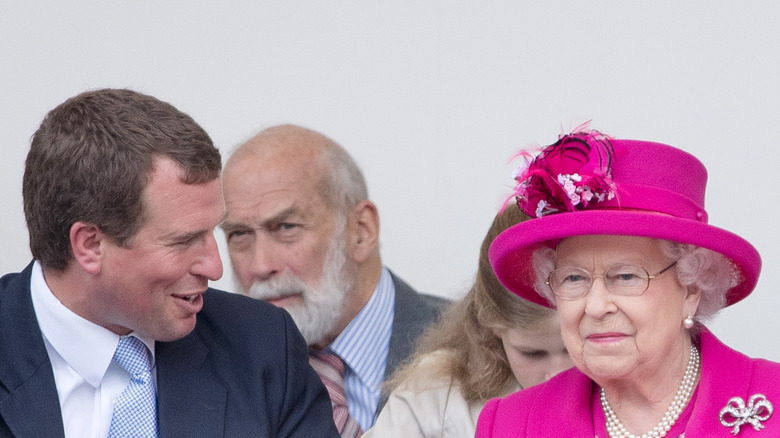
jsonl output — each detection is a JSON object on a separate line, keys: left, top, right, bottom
{"left": 221, "top": 124, "right": 447, "bottom": 435}
{"left": 0, "top": 89, "right": 338, "bottom": 437}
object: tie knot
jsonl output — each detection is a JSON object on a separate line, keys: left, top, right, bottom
{"left": 309, "top": 351, "right": 346, "bottom": 381}
{"left": 114, "top": 336, "right": 152, "bottom": 380}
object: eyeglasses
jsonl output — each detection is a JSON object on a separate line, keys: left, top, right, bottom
{"left": 546, "top": 261, "right": 677, "bottom": 300}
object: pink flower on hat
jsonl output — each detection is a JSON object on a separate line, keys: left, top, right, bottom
{"left": 512, "top": 126, "right": 616, "bottom": 218}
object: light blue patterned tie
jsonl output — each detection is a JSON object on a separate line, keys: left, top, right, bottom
{"left": 108, "top": 336, "right": 158, "bottom": 438}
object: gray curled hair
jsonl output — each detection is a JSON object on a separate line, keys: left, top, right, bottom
{"left": 532, "top": 239, "right": 736, "bottom": 322}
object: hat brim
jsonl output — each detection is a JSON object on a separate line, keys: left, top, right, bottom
{"left": 489, "top": 210, "right": 761, "bottom": 308}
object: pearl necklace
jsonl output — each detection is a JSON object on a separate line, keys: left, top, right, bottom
{"left": 600, "top": 345, "right": 700, "bottom": 438}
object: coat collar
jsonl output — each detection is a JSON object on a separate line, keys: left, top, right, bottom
{"left": 687, "top": 327, "right": 776, "bottom": 434}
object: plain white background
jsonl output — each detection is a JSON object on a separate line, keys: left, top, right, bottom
{"left": 2, "top": 1, "right": 779, "bottom": 360}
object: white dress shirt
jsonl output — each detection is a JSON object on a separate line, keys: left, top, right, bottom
{"left": 29, "top": 261, "right": 156, "bottom": 438}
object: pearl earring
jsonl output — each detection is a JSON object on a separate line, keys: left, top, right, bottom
{"left": 683, "top": 315, "right": 695, "bottom": 329}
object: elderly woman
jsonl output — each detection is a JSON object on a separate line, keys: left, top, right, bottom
{"left": 476, "top": 128, "right": 780, "bottom": 437}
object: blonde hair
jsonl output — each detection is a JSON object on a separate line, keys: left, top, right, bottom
{"left": 386, "top": 204, "right": 557, "bottom": 402}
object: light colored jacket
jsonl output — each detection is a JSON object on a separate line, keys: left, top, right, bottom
{"left": 365, "top": 351, "right": 518, "bottom": 438}
{"left": 477, "top": 328, "right": 780, "bottom": 437}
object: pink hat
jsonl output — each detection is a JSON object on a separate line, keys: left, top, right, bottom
{"left": 489, "top": 128, "right": 761, "bottom": 309}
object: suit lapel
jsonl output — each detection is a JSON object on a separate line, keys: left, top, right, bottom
{"left": 156, "top": 328, "right": 227, "bottom": 438}
{"left": 0, "top": 263, "right": 66, "bottom": 437}
{"left": 381, "top": 272, "right": 446, "bottom": 413}
{"left": 385, "top": 272, "right": 445, "bottom": 380}
{"left": 686, "top": 328, "right": 756, "bottom": 434}
{"left": 385, "top": 272, "right": 418, "bottom": 378}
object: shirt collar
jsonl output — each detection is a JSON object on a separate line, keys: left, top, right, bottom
{"left": 30, "top": 261, "right": 156, "bottom": 388}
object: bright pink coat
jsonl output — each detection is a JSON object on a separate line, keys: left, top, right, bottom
{"left": 476, "top": 328, "right": 780, "bottom": 437}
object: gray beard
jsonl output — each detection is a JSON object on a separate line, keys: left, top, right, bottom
{"left": 243, "top": 229, "right": 353, "bottom": 346}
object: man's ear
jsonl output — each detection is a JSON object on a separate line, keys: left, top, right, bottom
{"left": 347, "top": 200, "right": 379, "bottom": 263}
{"left": 70, "top": 222, "right": 105, "bottom": 275}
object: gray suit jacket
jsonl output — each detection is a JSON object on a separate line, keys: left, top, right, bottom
{"left": 381, "top": 271, "right": 448, "bottom": 410}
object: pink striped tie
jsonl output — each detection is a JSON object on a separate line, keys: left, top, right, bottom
{"left": 309, "top": 351, "right": 363, "bottom": 438}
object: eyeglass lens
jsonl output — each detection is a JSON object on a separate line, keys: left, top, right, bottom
{"left": 549, "top": 265, "right": 651, "bottom": 298}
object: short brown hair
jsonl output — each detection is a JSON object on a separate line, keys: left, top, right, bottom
{"left": 23, "top": 88, "right": 221, "bottom": 271}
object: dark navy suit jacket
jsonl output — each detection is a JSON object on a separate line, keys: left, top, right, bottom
{"left": 0, "top": 263, "right": 339, "bottom": 438}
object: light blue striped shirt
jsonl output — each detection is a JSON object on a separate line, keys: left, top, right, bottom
{"left": 328, "top": 267, "right": 395, "bottom": 431}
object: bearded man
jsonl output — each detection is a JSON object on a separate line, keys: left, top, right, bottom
{"left": 221, "top": 124, "right": 447, "bottom": 435}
